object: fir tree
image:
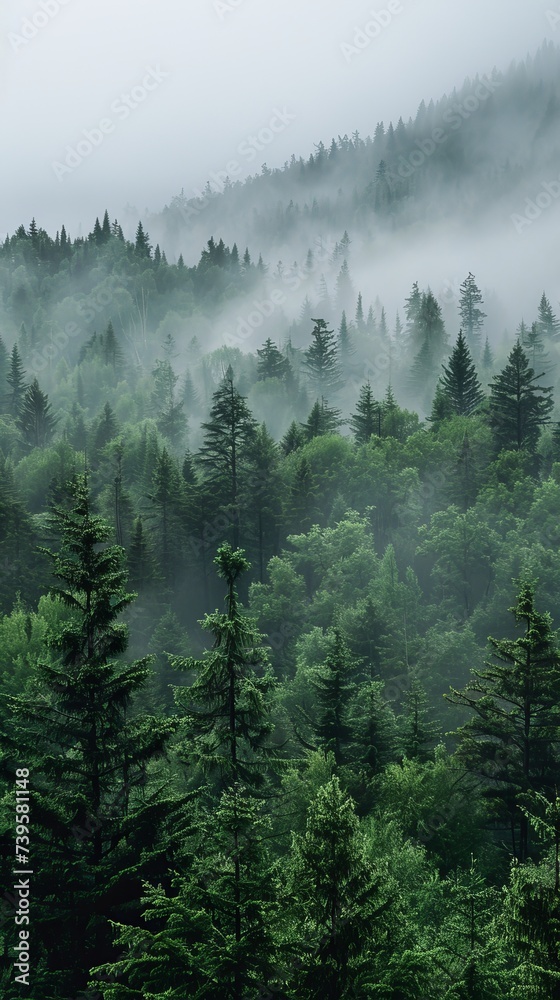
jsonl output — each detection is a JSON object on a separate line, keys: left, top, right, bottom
{"left": 256, "top": 338, "right": 290, "bottom": 381}
{"left": 537, "top": 291, "right": 560, "bottom": 341}
{"left": 5, "top": 343, "right": 27, "bottom": 416}
{"left": 3, "top": 475, "right": 175, "bottom": 997}
{"left": 448, "top": 581, "right": 560, "bottom": 861}
{"left": 459, "top": 272, "right": 486, "bottom": 354}
{"left": 198, "top": 367, "right": 257, "bottom": 548}
{"left": 303, "top": 318, "right": 343, "bottom": 395}
{"left": 18, "top": 376, "right": 58, "bottom": 448}
{"left": 350, "top": 382, "right": 381, "bottom": 443}
{"left": 439, "top": 330, "right": 485, "bottom": 416}
{"left": 302, "top": 397, "right": 342, "bottom": 441}
{"left": 134, "top": 220, "right": 152, "bottom": 258}
{"left": 489, "top": 341, "right": 553, "bottom": 452}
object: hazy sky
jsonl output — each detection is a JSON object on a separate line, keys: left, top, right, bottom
{"left": 1, "top": 0, "right": 556, "bottom": 240}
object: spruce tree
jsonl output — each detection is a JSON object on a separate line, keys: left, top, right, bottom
{"left": 198, "top": 367, "right": 257, "bottom": 548}
{"left": 5, "top": 343, "right": 27, "bottom": 417}
{"left": 303, "top": 319, "right": 343, "bottom": 395}
{"left": 134, "top": 220, "right": 151, "bottom": 258}
{"left": 302, "top": 397, "right": 342, "bottom": 441}
{"left": 350, "top": 382, "right": 381, "bottom": 443}
{"left": 2, "top": 474, "right": 175, "bottom": 997}
{"left": 447, "top": 581, "right": 560, "bottom": 861}
{"left": 439, "top": 330, "right": 485, "bottom": 416}
{"left": 285, "top": 777, "right": 390, "bottom": 998}
{"left": 256, "top": 338, "right": 290, "bottom": 381}
{"left": 537, "top": 290, "right": 560, "bottom": 341}
{"left": 18, "top": 376, "right": 58, "bottom": 448}
{"left": 489, "top": 341, "right": 553, "bottom": 452}
{"left": 459, "top": 272, "right": 486, "bottom": 354}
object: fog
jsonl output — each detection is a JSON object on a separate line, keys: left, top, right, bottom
{"left": 1, "top": 0, "right": 555, "bottom": 237}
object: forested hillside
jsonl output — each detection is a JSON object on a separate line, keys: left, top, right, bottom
{"left": 2, "top": 43, "right": 560, "bottom": 1000}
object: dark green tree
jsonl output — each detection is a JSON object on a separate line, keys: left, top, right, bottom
{"left": 537, "top": 291, "right": 560, "bottom": 341}
{"left": 488, "top": 341, "right": 553, "bottom": 453}
{"left": 2, "top": 475, "right": 175, "bottom": 997}
{"left": 256, "top": 338, "right": 291, "bottom": 381}
{"left": 303, "top": 319, "right": 343, "bottom": 395}
{"left": 5, "top": 343, "right": 27, "bottom": 416}
{"left": 302, "top": 397, "right": 342, "bottom": 441}
{"left": 198, "top": 367, "right": 257, "bottom": 548}
{"left": 447, "top": 581, "right": 560, "bottom": 861}
{"left": 439, "top": 330, "right": 485, "bottom": 416}
{"left": 18, "top": 377, "right": 58, "bottom": 448}
{"left": 350, "top": 382, "right": 381, "bottom": 443}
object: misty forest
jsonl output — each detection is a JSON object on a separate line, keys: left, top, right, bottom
{"left": 4, "top": 41, "right": 560, "bottom": 1000}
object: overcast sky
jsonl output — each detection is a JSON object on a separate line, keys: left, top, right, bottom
{"left": 1, "top": 0, "right": 556, "bottom": 239}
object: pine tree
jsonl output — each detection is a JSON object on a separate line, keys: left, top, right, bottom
{"left": 281, "top": 420, "right": 305, "bottom": 455}
{"left": 335, "top": 260, "right": 355, "bottom": 315}
{"left": 256, "top": 338, "right": 290, "bottom": 381}
{"left": 537, "top": 291, "right": 560, "bottom": 341}
{"left": 148, "top": 447, "right": 184, "bottom": 585}
{"left": 303, "top": 629, "right": 357, "bottom": 767}
{"left": 198, "top": 367, "right": 257, "bottom": 548}
{"left": 447, "top": 581, "right": 560, "bottom": 861}
{"left": 3, "top": 475, "right": 175, "bottom": 997}
{"left": 481, "top": 337, "right": 494, "bottom": 372}
{"left": 302, "top": 397, "right": 342, "bottom": 441}
{"left": 398, "top": 675, "right": 440, "bottom": 761}
{"left": 5, "top": 343, "right": 27, "bottom": 416}
{"left": 350, "top": 382, "right": 381, "bottom": 443}
{"left": 439, "top": 330, "right": 485, "bottom": 416}
{"left": 94, "top": 401, "right": 119, "bottom": 454}
{"left": 489, "top": 341, "right": 553, "bottom": 452}
{"left": 338, "top": 311, "right": 355, "bottom": 368}
{"left": 404, "top": 280, "right": 422, "bottom": 347}
{"left": 416, "top": 289, "right": 448, "bottom": 359}
{"left": 18, "top": 376, "right": 58, "bottom": 448}
{"left": 285, "top": 777, "right": 390, "bottom": 998}
{"left": 171, "top": 544, "right": 276, "bottom": 788}
{"left": 459, "top": 272, "right": 486, "bottom": 354}
{"left": 134, "top": 220, "right": 152, "bottom": 258}
{"left": 355, "top": 293, "right": 365, "bottom": 331}
{"left": 303, "top": 319, "right": 343, "bottom": 395}
{"left": 103, "top": 320, "right": 124, "bottom": 372}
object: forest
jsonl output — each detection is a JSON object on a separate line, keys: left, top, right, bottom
{"left": 2, "top": 42, "right": 560, "bottom": 1000}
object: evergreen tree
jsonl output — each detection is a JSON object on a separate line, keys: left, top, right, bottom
{"left": 285, "top": 777, "right": 390, "bottom": 998}
{"left": 134, "top": 220, "right": 151, "bottom": 258}
{"left": 338, "top": 311, "right": 355, "bottom": 368}
{"left": 350, "top": 382, "right": 381, "bottom": 443}
{"left": 481, "top": 336, "right": 494, "bottom": 372}
{"left": 198, "top": 367, "right": 257, "bottom": 548}
{"left": 5, "top": 343, "right": 27, "bottom": 416}
{"left": 439, "top": 330, "right": 485, "bottom": 416}
{"left": 171, "top": 544, "right": 276, "bottom": 789}
{"left": 355, "top": 293, "right": 365, "bottom": 332}
{"left": 256, "top": 338, "right": 290, "bottom": 381}
{"left": 303, "top": 397, "right": 342, "bottom": 441}
{"left": 404, "top": 280, "right": 422, "bottom": 347}
{"left": 448, "top": 581, "right": 560, "bottom": 861}
{"left": 303, "top": 319, "right": 343, "bottom": 395}
{"left": 459, "top": 272, "right": 486, "bottom": 354}
{"left": 2, "top": 475, "right": 175, "bottom": 997}
{"left": 18, "top": 377, "right": 58, "bottom": 448}
{"left": 398, "top": 675, "right": 440, "bottom": 761}
{"left": 488, "top": 341, "right": 553, "bottom": 452}
{"left": 281, "top": 420, "right": 305, "bottom": 455}
{"left": 93, "top": 401, "right": 119, "bottom": 454}
{"left": 537, "top": 291, "right": 560, "bottom": 341}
